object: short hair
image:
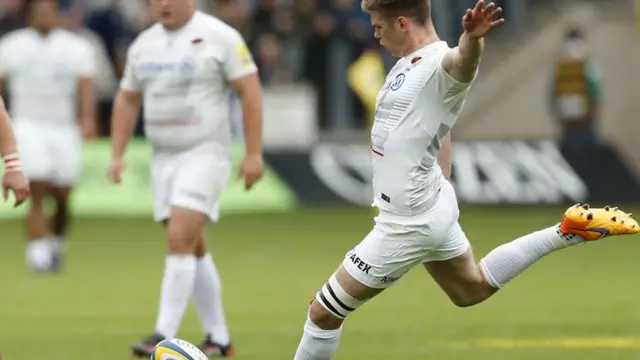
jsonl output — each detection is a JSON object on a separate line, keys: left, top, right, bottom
{"left": 565, "top": 27, "right": 584, "bottom": 40}
{"left": 24, "top": 0, "right": 59, "bottom": 12}
{"left": 361, "top": 0, "right": 430, "bottom": 25}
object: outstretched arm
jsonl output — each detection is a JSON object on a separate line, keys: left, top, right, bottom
{"left": 441, "top": 0, "right": 504, "bottom": 83}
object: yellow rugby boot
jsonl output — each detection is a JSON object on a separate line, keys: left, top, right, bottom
{"left": 559, "top": 203, "right": 639, "bottom": 241}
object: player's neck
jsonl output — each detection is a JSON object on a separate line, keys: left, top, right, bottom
{"left": 401, "top": 25, "right": 438, "bottom": 57}
{"left": 32, "top": 26, "right": 54, "bottom": 36}
{"left": 163, "top": 10, "right": 197, "bottom": 31}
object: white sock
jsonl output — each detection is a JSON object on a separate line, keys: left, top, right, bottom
{"left": 293, "top": 315, "right": 342, "bottom": 360}
{"left": 154, "top": 254, "right": 197, "bottom": 338}
{"left": 479, "top": 225, "right": 584, "bottom": 288}
{"left": 26, "top": 239, "right": 52, "bottom": 271}
{"left": 47, "top": 235, "right": 63, "bottom": 254}
{"left": 193, "top": 253, "right": 230, "bottom": 345}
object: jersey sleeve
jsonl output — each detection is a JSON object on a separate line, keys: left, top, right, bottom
{"left": 120, "top": 41, "right": 142, "bottom": 92}
{"left": 74, "top": 40, "right": 97, "bottom": 78}
{"left": 221, "top": 29, "right": 258, "bottom": 81}
{"left": 433, "top": 46, "right": 475, "bottom": 105}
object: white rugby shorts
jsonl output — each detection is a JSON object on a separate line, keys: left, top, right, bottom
{"left": 14, "top": 120, "right": 82, "bottom": 186}
{"left": 150, "top": 145, "right": 231, "bottom": 223}
{"left": 342, "top": 180, "right": 470, "bottom": 289}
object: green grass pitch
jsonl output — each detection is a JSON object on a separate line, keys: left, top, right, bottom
{"left": 1, "top": 206, "right": 639, "bottom": 359}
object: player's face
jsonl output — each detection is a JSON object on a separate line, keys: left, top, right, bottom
{"left": 149, "top": 0, "right": 195, "bottom": 29}
{"left": 29, "top": 0, "right": 59, "bottom": 31}
{"left": 371, "top": 11, "right": 405, "bottom": 56}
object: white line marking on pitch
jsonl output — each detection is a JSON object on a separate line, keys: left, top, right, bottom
{"left": 470, "top": 338, "right": 640, "bottom": 349}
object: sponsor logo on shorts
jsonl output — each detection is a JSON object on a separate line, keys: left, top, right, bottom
{"left": 348, "top": 252, "right": 371, "bottom": 274}
{"left": 381, "top": 276, "right": 398, "bottom": 284}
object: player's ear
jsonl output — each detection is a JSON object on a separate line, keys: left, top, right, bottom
{"left": 397, "top": 16, "right": 409, "bottom": 31}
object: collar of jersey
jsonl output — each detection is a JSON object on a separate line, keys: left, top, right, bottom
{"left": 403, "top": 40, "right": 444, "bottom": 60}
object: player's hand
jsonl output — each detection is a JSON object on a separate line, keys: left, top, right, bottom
{"left": 107, "top": 157, "right": 126, "bottom": 184}
{"left": 462, "top": 0, "right": 505, "bottom": 38}
{"left": 238, "top": 153, "right": 264, "bottom": 190}
{"left": 2, "top": 170, "right": 30, "bottom": 207}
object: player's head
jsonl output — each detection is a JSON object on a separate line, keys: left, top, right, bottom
{"left": 562, "top": 27, "right": 588, "bottom": 58}
{"left": 149, "top": 0, "right": 196, "bottom": 29}
{"left": 25, "top": 0, "right": 59, "bottom": 33}
{"left": 361, "top": 0, "right": 431, "bottom": 56}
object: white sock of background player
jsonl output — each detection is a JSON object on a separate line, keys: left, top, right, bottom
{"left": 154, "top": 254, "right": 197, "bottom": 338}
{"left": 26, "top": 239, "right": 52, "bottom": 271}
{"left": 193, "top": 253, "right": 231, "bottom": 345}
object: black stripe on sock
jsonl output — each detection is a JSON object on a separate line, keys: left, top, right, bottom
{"left": 326, "top": 282, "right": 355, "bottom": 312}
{"left": 318, "top": 292, "right": 345, "bottom": 318}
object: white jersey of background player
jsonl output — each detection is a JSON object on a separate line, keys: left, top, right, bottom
{"left": 108, "top": 0, "right": 264, "bottom": 357}
{"left": 0, "top": 0, "right": 96, "bottom": 273}
{"left": 293, "top": 1, "right": 637, "bottom": 359}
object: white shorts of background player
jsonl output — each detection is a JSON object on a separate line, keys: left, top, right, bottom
{"left": 13, "top": 119, "right": 82, "bottom": 187}
{"left": 150, "top": 144, "right": 231, "bottom": 223}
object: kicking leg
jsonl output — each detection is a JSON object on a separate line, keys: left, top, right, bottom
{"left": 193, "top": 233, "right": 234, "bottom": 357}
{"left": 426, "top": 204, "right": 638, "bottom": 307}
{"left": 25, "top": 181, "right": 53, "bottom": 272}
{"left": 132, "top": 206, "right": 206, "bottom": 357}
{"left": 294, "top": 265, "right": 381, "bottom": 360}
{"left": 293, "top": 224, "right": 424, "bottom": 360}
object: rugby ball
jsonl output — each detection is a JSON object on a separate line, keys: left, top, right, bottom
{"left": 151, "top": 339, "right": 208, "bottom": 360}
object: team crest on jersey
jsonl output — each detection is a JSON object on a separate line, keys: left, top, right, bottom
{"left": 389, "top": 73, "right": 405, "bottom": 91}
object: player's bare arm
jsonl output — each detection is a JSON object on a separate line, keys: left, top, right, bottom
{"left": 438, "top": 134, "right": 452, "bottom": 180}
{"left": 231, "top": 73, "right": 264, "bottom": 190}
{"left": 108, "top": 89, "right": 142, "bottom": 184}
{"left": 0, "top": 98, "right": 29, "bottom": 206}
{"left": 441, "top": 0, "right": 504, "bottom": 83}
{"left": 78, "top": 76, "right": 98, "bottom": 138}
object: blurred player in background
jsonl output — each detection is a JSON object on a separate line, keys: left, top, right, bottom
{"left": 292, "top": 1, "right": 639, "bottom": 359}
{"left": 0, "top": 0, "right": 97, "bottom": 273}
{"left": 107, "top": 0, "right": 264, "bottom": 357}
{"left": 1, "top": 97, "right": 30, "bottom": 207}
{"left": 0, "top": 97, "right": 30, "bottom": 360}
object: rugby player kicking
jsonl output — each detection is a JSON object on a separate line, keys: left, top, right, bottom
{"left": 293, "top": 1, "right": 638, "bottom": 358}
{"left": 108, "top": 0, "right": 263, "bottom": 357}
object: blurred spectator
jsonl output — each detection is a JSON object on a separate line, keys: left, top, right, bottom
{"left": 549, "top": 27, "right": 602, "bottom": 147}
{"left": 83, "top": 0, "right": 137, "bottom": 77}
{"left": 0, "top": 0, "right": 575, "bottom": 136}
{"left": 61, "top": 7, "right": 117, "bottom": 135}
{"left": 0, "top": 0, "right": 25, "bottom": 36}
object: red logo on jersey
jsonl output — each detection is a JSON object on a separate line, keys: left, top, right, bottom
{"left": 191, "top": 38, "right": 203, "bottom": 44}
{"left": 411, "top": 56, "right": 422, "bottom": 64}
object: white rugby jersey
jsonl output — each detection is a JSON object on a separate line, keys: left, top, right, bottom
{"left": 120, "top": 11, "right": 258, "bottom": 155}
{"left": 371, "top": 41, "right": 473, "bottom": 216}
{"left": 0, "top": 28, "right": 95, "bottom": 127}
